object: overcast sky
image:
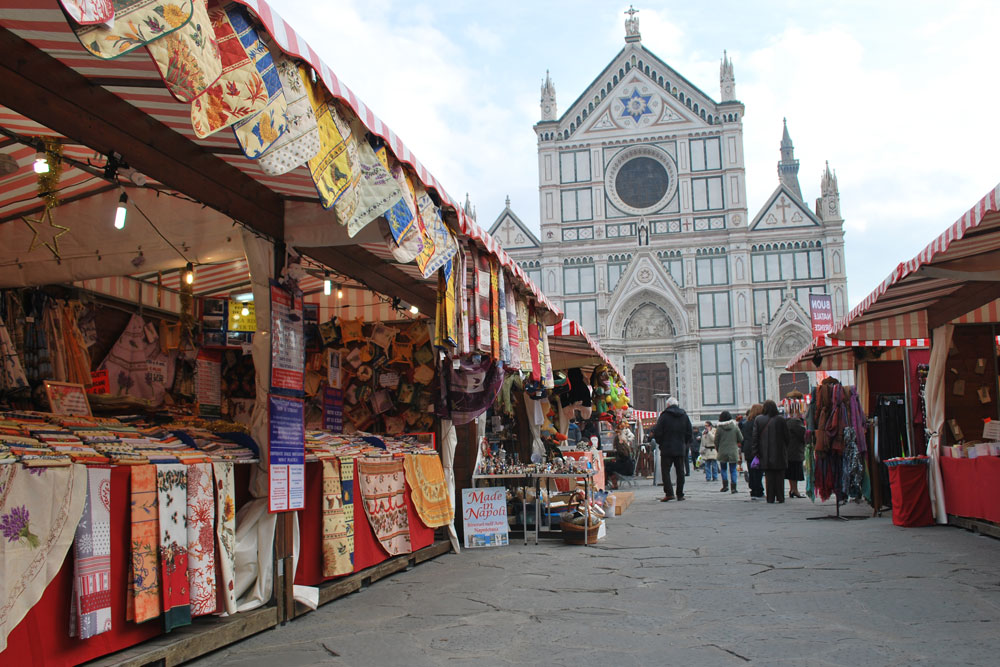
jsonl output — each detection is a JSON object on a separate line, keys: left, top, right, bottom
{"left": 267, "top": 0, "right": 1000, "bottom": 307}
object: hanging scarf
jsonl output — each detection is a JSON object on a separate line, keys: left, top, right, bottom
{"left": 71, "top": 466, "right": 111, "bottom": 639}
{"left": 156, "top": 464, "right": 191, "bottom": 631}
{"left": 213, "top": 462, "right": 237, "bottom": 615}
{"left": 517, "top": 297, "right": 531, "bottom": 371}
{"left": 321, "top": 457, "right": 353, "bottom": 577}
{"left": 339, "top": 456, "right": 356, "bottom": 570}
{"left": 444, "top": 355, "right": 505, "bottom": 426}
{"left": 527, "top": 307, "right": 542, "bottom": 382}
{"left": 186, "top": 463, "right": 216, "bottom": 616}
{"left": 497, "top": 269, "right": 510, "bottom": 365}
{"left": 445, "top": 260, "right": 458, "bottom": 349}
{"left": 458, "top": 250, "right": 471, "bottom": 355}
{"left": 0, "top": 313, "right": 28, "bottom": 393}
{"left": 474, "top": 249, "right": 492, "bottom": 354}
{"left": 130, "top": 465, "right": 161, "bottom": 623}
{"left": 402, "top": 453, "right": 451, "bottom": 528}
{"left": 504, "top": 278, "right": 520, "bottom": 370}
{"left": 489, "top": 258, "right": 501, "bottom": 359}
{"left": 357, "top": 458, "right": 411, "bottom": 556}
{"left": 540, "top": 324, "right": 554, "bottom": 389}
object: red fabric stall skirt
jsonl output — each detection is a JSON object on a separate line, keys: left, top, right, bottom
{"left": 940, "top": 456, "right": 1000, "bottom": 524}
{"left": 294, "top": 461, "right": 435, "bottom": 587}
{"left": 887, "top": 462, "right": 934, "bottom": 527}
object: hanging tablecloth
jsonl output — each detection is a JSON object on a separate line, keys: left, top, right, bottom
{"left": 356, "top": 459, "right": 411, "bottom": 556}
{"left": 402, "top": 454, "right": 451, "bottom": 528}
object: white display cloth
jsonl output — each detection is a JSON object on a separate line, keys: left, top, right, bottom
{"left": 440, "top": 419, "right": 460, "bottom": 553}
{"left": 925, "top": 324, "right": 953, "bottom": 524}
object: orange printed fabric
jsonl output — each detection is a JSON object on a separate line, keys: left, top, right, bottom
{"left": 356, "top": 458, "right": 411, "bottom": 556}
{"left": 71, "top": 0, "right": 193, "bottom": 59}
{"left": 146, "top": 0, "right": 222, "bottom": 103}
{"left": 320, "top": 457, "right": 352, "bottom": 577}
{"left": 190, "top": 2, "right": 272, "bottom": 139}
{"left": 130, "top": 464, "right": 161, "bottom": 623}
{"left": 402, "top": 453, "right": 451, "bottom": 528}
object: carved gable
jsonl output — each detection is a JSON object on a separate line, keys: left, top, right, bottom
{"left": 577, "top": 72, "right": 708, "bottom": 138}
{"left": 750, "top": 185, "right": 820, "bottom": 231}
{"left": 488, "top": 210, "right": 539, "bottom": 249}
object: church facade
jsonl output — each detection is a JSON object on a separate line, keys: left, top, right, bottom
{"left": 489, "top": 11, "right": 848, "bottom": 418}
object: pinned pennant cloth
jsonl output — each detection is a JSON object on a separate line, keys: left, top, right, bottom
{"left": 146, "top": 0, "right": 223, "bottom": 103}
{"left": 356, "top": 458, "right": 411, "bottom": 556}
{"left": 130, "top": 464, "right": 162, "bottom": 624}
{"left": 71, "top": 0, "right": 194, "bottom": 59}
{"left": 156, "top": 464, "right": 191, "bottom": 631}
{"left": 320, "top": 457, "right": 353, "bottom": 577}
{"left": 60, "top": 0, "right": 114, "bottom": 25}
{"left": 413, "top": 183, "right": 458, "bottom": 279}
{"left": 256, "top": 51, "right": 320, "bottom": 175}
{"left": 306, "top": 85, "right": 359, "bottom": 210}
{"left": 0, "top": 464, "right": 86, "bottom": 652}
{"left": 186, "top": 462, "right": 216, "bottom": 616}
{"left": 190, "top": 2, "right": 283, "bottom": 142}
{"left": 213, "top": 462, "right": 237, "bottom": 614}
{"left": 380, "top": 160, "right": 424, "bottom": 264}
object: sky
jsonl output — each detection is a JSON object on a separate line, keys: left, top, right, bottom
{"left": 267, "top": 0, "right": 1000, "bottom": 307}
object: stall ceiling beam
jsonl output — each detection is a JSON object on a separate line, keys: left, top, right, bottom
{"left": 928, "top": 281, "right": 1000, "bottom": 330}
{"left": 302, "top": 246, "right": 436, "bottom": 314}
{"left": 0, "top": 27, "right": 284, "bottom": 240}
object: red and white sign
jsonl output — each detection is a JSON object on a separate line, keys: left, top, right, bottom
{"left": 809, "top": 294, "right": 834, "bottom": 336}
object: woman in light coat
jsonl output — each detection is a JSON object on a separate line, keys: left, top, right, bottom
{"left": 714, "top": 410, "right": 743, "bottom": 493}
{"left": 699, "top": 421, "right": 719, "bottom": 482}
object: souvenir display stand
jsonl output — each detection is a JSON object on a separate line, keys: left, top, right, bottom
{"left": 0, "top": 0, "right": 563, "bottom": 662}
{"left": 825, "top": 182, "right": 1000, "bottom": 533}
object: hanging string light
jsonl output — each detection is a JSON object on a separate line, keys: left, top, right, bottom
{"left": 323, "top": 271, "right": 331, "bottom": 296}
{"left": 183, "top": 262, "right": 195, "bottom": 285}
{"left": 32, "top": 149, "right": 49, "bottom": 174}
{"left": 114, "top": 192, "right": 128, "bottom": 230}
{"left": 336, "top": 283, "right": 343, "bottom": 299}
{"left": 241, "top": 304, "right": 250, "bottom": 317}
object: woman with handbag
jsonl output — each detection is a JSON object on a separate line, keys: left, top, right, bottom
{"left": 750, "top": 400, "right": 790, "bottom": 504}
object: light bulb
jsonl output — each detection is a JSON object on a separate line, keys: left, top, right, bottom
{"left": 233, "top": 313, "right": 240, "bottom": 321}
{"left": 241, "top": 305, "right": 250, "bottom": 317}
{"left": 336, "top": 284, "right": 343, "bottom": 299}
{"left": 184, "top": 262, "right": 194, "bottom": 285}
{"left": 114, "top": 192, "right": 128, "bottom": 230}
{"left": 323, "top": 276, "right": 331, "bottom": 296}
{"left": 409, "top": 305, "right": 419, "bottom": 315}
{"left": 33, "top": 151, "right": 49, "bottom": 174}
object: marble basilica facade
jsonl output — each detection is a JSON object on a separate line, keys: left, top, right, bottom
{"left": 489, "top": 14, "right": 848, "bottom": 418}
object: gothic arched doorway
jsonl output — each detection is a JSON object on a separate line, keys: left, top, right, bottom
{"left": 632, "top": 363, "right": 670, "bottom": 411}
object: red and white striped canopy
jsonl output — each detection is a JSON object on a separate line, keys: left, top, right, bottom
{"left": 786, "top": 335, "right": 929, "bottom": 372}
{"left": 0, "top": 1, "right": 560, "bottom": 319}
{"left": 547, "top": 319, "right": 624, "bottom": 381}
{"left": 832, "top": 182, "right": 1000, "bottom": 340}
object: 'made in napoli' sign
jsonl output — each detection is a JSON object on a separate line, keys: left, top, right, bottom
{"left": 462, "top": 487, "right": 509, "bottom": 548}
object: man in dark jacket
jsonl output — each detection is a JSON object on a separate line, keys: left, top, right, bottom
{"left": 651, "top": 397, "right": 693, "bottom": 501}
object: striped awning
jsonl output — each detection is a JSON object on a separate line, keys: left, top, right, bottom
{"left": 786, "top": 335, "right": 929, "bottom": 372}
{"left": 0, "top": 0, "right": 560, "bottom": 320}
{"left": 547, "top": 319, "right": 624, "bottom": 382}
{"left": 832, "top": 182, "right": 1000, "bottom": 340}
{"left": 628, "top": 409, "right": 658, "bottom": 427}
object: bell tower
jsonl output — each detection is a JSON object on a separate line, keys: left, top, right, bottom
{"left": 540, "top": 70, "right": 557, "bottom": 121}
{"left": 720, "top": 50, "right": 736, "bottom": 102}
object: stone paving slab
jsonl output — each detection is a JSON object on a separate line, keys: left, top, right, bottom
{"left": 191, "top": 476, "right": 1000, "bottom": 666}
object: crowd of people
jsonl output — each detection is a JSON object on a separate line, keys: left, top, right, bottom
{"left": 650, "top": 397, "right": 807, "bottom": 503}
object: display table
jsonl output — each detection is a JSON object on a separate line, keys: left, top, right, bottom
{"left": 558, "top": 450, "right": 605, "bottom": 491}
{"left": 939, "top": 456, "right": 1000, "bottom": 524}
{"left": 294, "top": 461, "right": 435, "bottom": 586}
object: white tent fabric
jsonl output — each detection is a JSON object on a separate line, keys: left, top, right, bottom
{"left": 242, "top": 229, "right": 274, "bottom": 500}
{"left": 440, "top": 419, "right": 460, "bottom": 553}
{"left": 232, "top": 499, "right": 276, "bottom": 612}
{"left": 925, "top": 324, "right": 953, "bottom": 524}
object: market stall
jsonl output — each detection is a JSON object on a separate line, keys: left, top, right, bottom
{"left": 827, "top": 182, "right": 1000, "bottom": 529}
{"left": 0, "top": 0, "right": 563, "bottom": 662}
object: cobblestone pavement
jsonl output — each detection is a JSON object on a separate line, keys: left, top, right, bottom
{"left": 192, "top": 476, "right": 1000, "bottom": 666}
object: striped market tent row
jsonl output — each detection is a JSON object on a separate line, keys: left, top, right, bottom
{"left": 547, "top": 319, "right": 625, "bottom": 383}
{"left": 786, "top": 335, "right": 929, "bottom": 373}
{"left": 74, "top": 274, "right": 182, "bottom": 313}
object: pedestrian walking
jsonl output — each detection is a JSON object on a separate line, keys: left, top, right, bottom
{"left": 741, "top": 404, "right": 764, "bottom": 499}
{"left": 750, "top": 399, "right": 790, "bottom": 504}
{"left": 785, "top": 402, "right": 807, "bottom": 498}
{"left": 700, "top": 421, "right": 719, "bottom": 482}
{"left": 714, "top": 410, "right": 743, "bottom": 493}
{"left": 687, "top": 425, "right": 701, "bottom": 476}
{"left": 651, "top": 397, "right": 692, "bottom": 502}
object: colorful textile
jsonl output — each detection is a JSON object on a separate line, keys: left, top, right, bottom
{"left": 504, "top": 278, "right": 520, "bottom": 370}
{"left": 341, "top": 141, "right": 404, "bottom": 238}
{"left": 71, "top": 466, "right": 112, "bottom": 639}
{"left": 230, "top": 30, "right": 288, "bottom": 158}
{"left": 382, "top": 165, "right": 424, "bottom": 263}
{"left": 306, "top": 85, "right": 358, "bottom": 209}
{"left": 339, "top": 456, "right": 355, "bottom": 568}
{"left": 257, "top": 55, "right": 319, "bottom": 175}
{"left": 0, "top": 464, "right": 86, "bottom": 652}
{"left": 156, "top": 464, "right": 191, "bottom": 631}
{"left": 413, "top": 183, "right": 459, "bottom": 278}
{"left": 100, "top": 314, "right": 176, "bottom": 405}
{"left": 458, "top": 250, "right": 471, "bottom": 355}
{"left": 212, "top": 462, "right": 237, "bottom": 614}
{"left": 517, "top": 297, "right": 531, "bottom": 369}
{"left": 356, "top": 458, "right": 411, "bottom": 556}
{"left": 185, "top": 462, "right": 216, "bottom": 616}
{"left": 496, "top": 265, "right": 509, "bottom": 363}
{"left": 444, "top": 260, "right": 458, "bottom": 348}
{"left": 146, "top": 0, "right": 222, "bottom": 103}
{"left": 402, "top": 453, "right": 451, "bottom": 528}
{"left": 527, "top": 313, "right": 541, "bottom": 382}
{"left": 60, "top": 0, "right": 114, "bottom": 24}
{"left": 0, "top": 314, "right": 28, "bottom": 393}
{"left": 541, "top": 323, "right": 554, "bottom": 389}
{"left": 444, "top": 355, "right": 505, "bottom": 426}
{"left": 130, "top": 465, "right": 161, "bottom": 623}
{"left": 474, "top": 249, "right": 492, "bottom": 354}
{"left": 320, "top": 457, "right": 352, "bottom": 577}
{"left": 489, "top": 259, "right": 501, "bottom": 359}
{"left": 72, "top": 0, "right": 193, "bottom": 60}
{"left": 190, "top": 2, "right": 271, "bottom": 139}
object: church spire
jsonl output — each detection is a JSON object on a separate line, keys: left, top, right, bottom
{"left": 720, "top": 50, "right": 736, "bottom": 101}
{"left": 540, "top": 70, "right": 557, "bottom": 121}
{"left": 777, "top": 118, "right": 802, "bottom": 200}
{"left": 624, "top": 5, "right": 641, "bottom": 43}
{"left": 816, "top": 160, "right": 842, "bottom": 221}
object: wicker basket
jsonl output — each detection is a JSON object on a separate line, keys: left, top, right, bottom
{"left": 560, "top": 519, "right": 602, "bottom": 545}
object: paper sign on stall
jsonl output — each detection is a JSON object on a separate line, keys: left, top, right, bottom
{"left": 270, "top": 283, "right": 305, "bottom": 393}
{"left": 461, "top": 487, "right": 509, "bottom": 548}
{"left": 196, "top": 349, "right": 222, "bottom": 418}
{"left": 322, "top": 387, "right": 343, "bottom": 432}
{"left": 44, "top": 381, "right": 91, "bottom": 416}
{"left": 268, "top": 394, "right": 305, "bottom": 512}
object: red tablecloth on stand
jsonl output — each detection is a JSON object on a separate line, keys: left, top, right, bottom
{"left": 940, "top": 456, "right": 1000, "bottom": 523}
{"left": 0, "top": 466, "right": 161, "bottom": 667}
{"left": 294, "top": 461, "right": 435, "bottom": 587}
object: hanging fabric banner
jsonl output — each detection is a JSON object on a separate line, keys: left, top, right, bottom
{"left": 257, "top": 56, "right": 320, "bottom": 175}
{"left": 156, "top": 464, "right": 191, "bottom": 632}
{"left": 320, "top": 457, "right": 352, "bottom": 577}
{"left": 212, "top": 462, "right": 237, "bottom": 614}
{"left": 145, "top": 0, "right": 222, "bottom": 104}
{"left": 71, "top": 0, "right": 193, "bottom": 60}
{"left": 186, "top": 462, "right": 216, "bottom": 616}
{"left": 130, "top": 464, "right": 161, "bottom": 624}
{"left": 71, "top": 466, "right": 112, "bottom": 639}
